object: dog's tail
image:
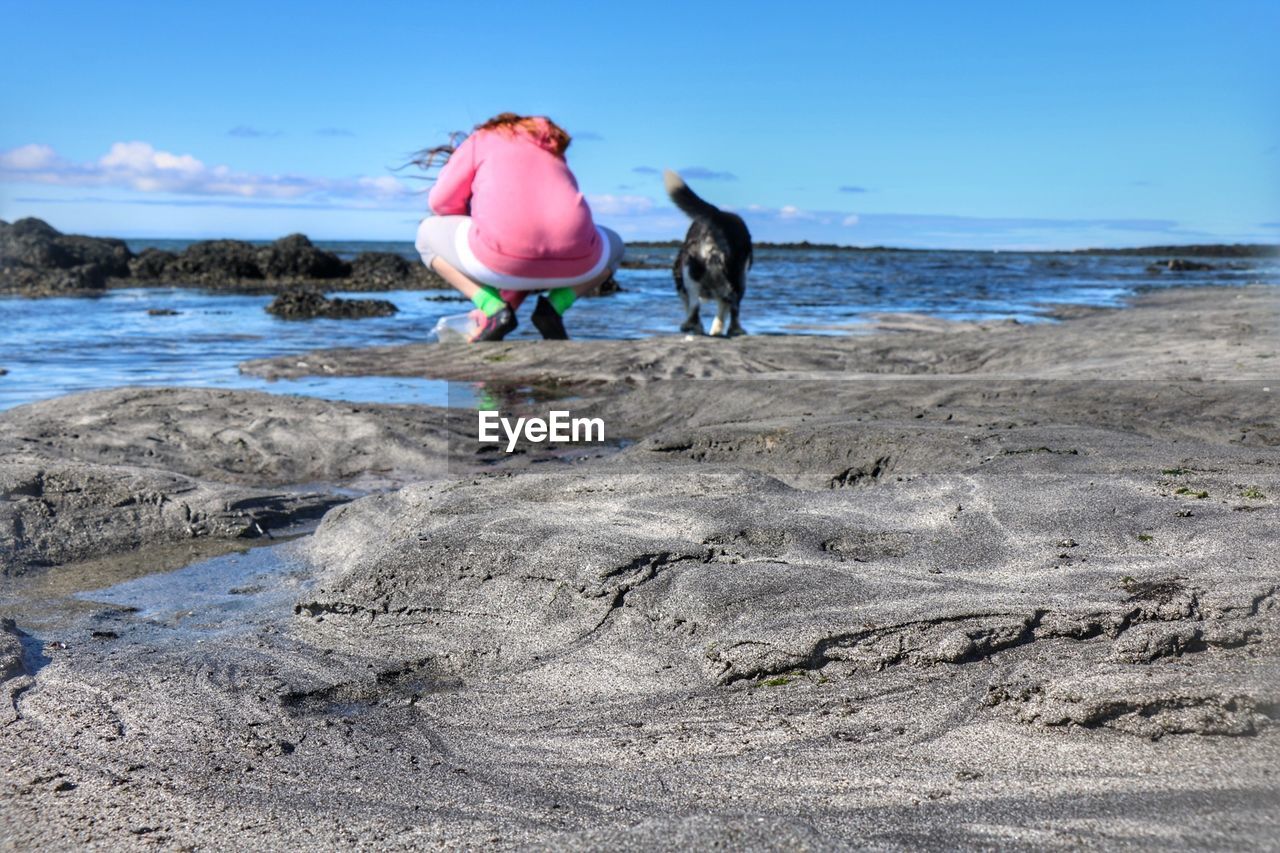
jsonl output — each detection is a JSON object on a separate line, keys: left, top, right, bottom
{"left": 664, "top": 169, "right": 720, "bottom": 220}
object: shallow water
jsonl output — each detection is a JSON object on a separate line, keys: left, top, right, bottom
{"left": 0, "top": 243, "right": 1274, "bottom": 410}
{"left": 73, "top": 539, "right": 311, "bottom": 633}
{"left": 0, "top": 286, "right": 471, "bottom": 410}
{"left": 0, "top": 537, "right": 314, "bottom": 672}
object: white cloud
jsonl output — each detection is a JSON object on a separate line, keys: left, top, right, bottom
{"left": 0, "top": 141, "right": 418, "bottom": 207}
{"left": 587, "top": 194, "right": 655, "bottom": 216}
{"left": 842, "top": 214, "right": 860, "bottom": 227}
{"left": 776, "top": 204, "right": 820, "bottom": 221}
{"left": 100, "top": 141, "right": 201, "bottom": 175}
{"left": 355, "top": 175, "right": 410, "bottom": 199}
{"left": 0, "top": 143, "right": 59, "bottom": 170}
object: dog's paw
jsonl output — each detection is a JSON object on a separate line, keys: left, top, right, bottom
{"left": 679, "top": 322, "right": 705, "bottom": 335}
{"left": 727, "top": 325, "right": 747, "bottom": 337}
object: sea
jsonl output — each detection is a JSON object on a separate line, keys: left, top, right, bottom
{"left": 0, "top": 241, "right": 1275, "bottom": 411}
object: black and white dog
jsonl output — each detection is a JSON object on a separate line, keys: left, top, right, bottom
{"left": 664, "top": 169, "right": 751, "bottom": 336}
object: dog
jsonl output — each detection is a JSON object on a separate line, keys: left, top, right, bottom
{"left": 664, "top": 169, "right": 751, "bottom": 336}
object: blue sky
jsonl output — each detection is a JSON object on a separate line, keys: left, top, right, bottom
{"left": 1, "top": 0, "right": 1277, "bottom": 249}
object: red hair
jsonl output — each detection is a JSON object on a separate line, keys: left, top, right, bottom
{"left": 473, "top": 113, "right": 571, "bottom": 157}
{"left": 406, "top": 113, "right": 572, "bottom": 174}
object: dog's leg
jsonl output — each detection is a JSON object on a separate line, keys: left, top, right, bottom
{"left": 674, "top": 257, "right": 688, "bottom": 312}
{"left": 679, "top": 267, "right": 704, "bottom": 334}
{"left": 709, "top": 300, "right": 729, "bottom": 336}
{"left": 727, "top": 301, "right": 746, "bottom": 337}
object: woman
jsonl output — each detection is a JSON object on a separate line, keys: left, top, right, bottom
{"left": 413, "top": 113, "right": 625, "bottom": 341}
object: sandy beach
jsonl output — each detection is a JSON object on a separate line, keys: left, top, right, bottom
{"left": 2, "top": 283, "right": 1278, "bottom": 848}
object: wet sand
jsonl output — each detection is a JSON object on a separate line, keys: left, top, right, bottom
{"left": 242, "top": 283, "right": 1280, "bottom": 383}
{"left": 2, "top": 284, "right": 1278, "bottom": 849}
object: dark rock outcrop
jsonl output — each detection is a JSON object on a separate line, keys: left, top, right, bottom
{"left": 129, "top": 236, "right": 351, "bottom": 286}
{"left": 265, "top": 288, "right": 398, "bottom": 320}
{"left": 128, "top": 247, "right": 178, "bottom": 280}
{"left": 55, "top": 234, "right": 132, "bottom": 277}
{"left": 0, "top": 217, "right": 131, "bottom": 276}
{"left": 2, "top": 219, "right": 447, "bottom": 294}
{"left": 347, "top": 251, "right": 414, "bottom": 288}
{"left": 1147, "top": 258, "right": 1216, "bottom": 273}
{"left": 0, "top": 260, "right": 108, "bottom": 293}
{"left": 255, "top": 233, "right": 350, "bottom": 280}
{"left": 0, "top": 218, "right": 131, "bottom": 294}
{"left": 166, "top": 239, "right": 266, "bottom": 282}
{"left": 1086, "top": 243, "right": 1277, "bottom": 258}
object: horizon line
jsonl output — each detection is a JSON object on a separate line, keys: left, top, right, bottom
{"left": 4, "top": 215, "right": 1276, "bottom": 256}
{"left": 112, "top": 234, "right": 1280, "bottom": 255}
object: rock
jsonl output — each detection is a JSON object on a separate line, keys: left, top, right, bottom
{"left": 0, "top": 368, "right": 7, "bottom": 377}
{"left": 255, "top": 234, "right": 349, "bottom": 280}
{"left": 988, "top": 670, "right": 1278, "bottom": 738}
{"left": 0, "top": 218, "right": 131, "bottom": 275}
{"left": 303, "top": 450, "right": 1279, "bottom": 689}
{"left": 1087, "top": 243, "right": 1275, "bottom": 258}
{"left": 0, "top": 260, "right": 109, "bottom": 293}
{"left": 5, "top": 218, "right": 58, "bottom": 239}
{"left": 3, "top": 284, "right": 1280, "bottom": 847}
{"left": 56, "top": 235, "right": 132, "bottom": 277}
{"left": 0, "top": 459, "right": 342, "bottom": 575}
{"left": 1, "top": 220, "right": 74, "bottom": 269}
{"left": 0, "top": 386, "right": 453, "bottom": 488}
{"left": 1, "top": 220, "right": 451, "bottom": 295}
{"left": 265, "top": 289, "right": 397, "bottom": 320}
{"left": 343, "top": 251, "right": 449, "bottom": 291}
{"left": 0, "top": 218, "right": 130, "bottom": 293}
{"left": 348, "top": 251, "right": 413, "bottom": 288}
{"left": 0, "top": 267, "right": 30, "bottom": 293}
{"left": 128, "top": 248, "right": 178, "bottom": 280}
{"left": 0, "top": 619, "right": 25, "bottom": 683}
{"left": 147, "top": 308, "right": 181, "bottom": 316}
{"left": 168, "top": 239, "right": 265, "bottom": 283}
{"left": 1147, "top": 258, "right": 1216, "bottom": 273}
{"left": 55, "top": 263, "right": 110, "bottom": 290}
{"left": 0, "top": 384, "right": 478, "bottom": 570}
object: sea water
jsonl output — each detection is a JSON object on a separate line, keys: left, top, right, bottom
{"left": 0, "top": 243, "right": 1274, "bottom": 411}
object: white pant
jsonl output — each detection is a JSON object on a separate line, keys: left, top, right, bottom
{"left": 416, "top": 215, "right": 625, "bottom": 291}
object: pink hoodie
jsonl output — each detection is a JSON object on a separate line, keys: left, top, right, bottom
{"left": 427, "top": 120, "right": 603, "bottom": 279}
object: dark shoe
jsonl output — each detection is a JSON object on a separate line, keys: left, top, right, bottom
{"left": 470, "top": 306, "right": 517, "bottom": 342}
{"left": 531, "top": 295, "right": 569, "bottom": 340}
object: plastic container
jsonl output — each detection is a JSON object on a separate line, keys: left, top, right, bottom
{"left": 432, "top": 311, "right": 481, "bottom": 343}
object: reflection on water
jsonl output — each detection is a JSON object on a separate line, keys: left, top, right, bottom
{"left": 73, "top": 539, "right": 311, "bottom": 634}
{"left": 0, "top": 285, "right": 478, "bottom": 410}
{"left": 0, "top": 244, "right": 1274, "bottom": 410}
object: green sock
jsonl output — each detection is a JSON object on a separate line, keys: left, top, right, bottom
{"left": 546, "top": 287, "right": 577, "bottom": 315}
{"left": 470, "top": 285, "right": 506, "bottom": 317}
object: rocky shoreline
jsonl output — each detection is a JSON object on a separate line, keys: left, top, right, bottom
{"left": 1, "top": 284, "right": 1278, "bottom": 848}
{"left": 0, "top": 218, "right": 446, "bottom": 296}
{"left": 5, "top": 219, "right": 1274, "bottom": 300}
